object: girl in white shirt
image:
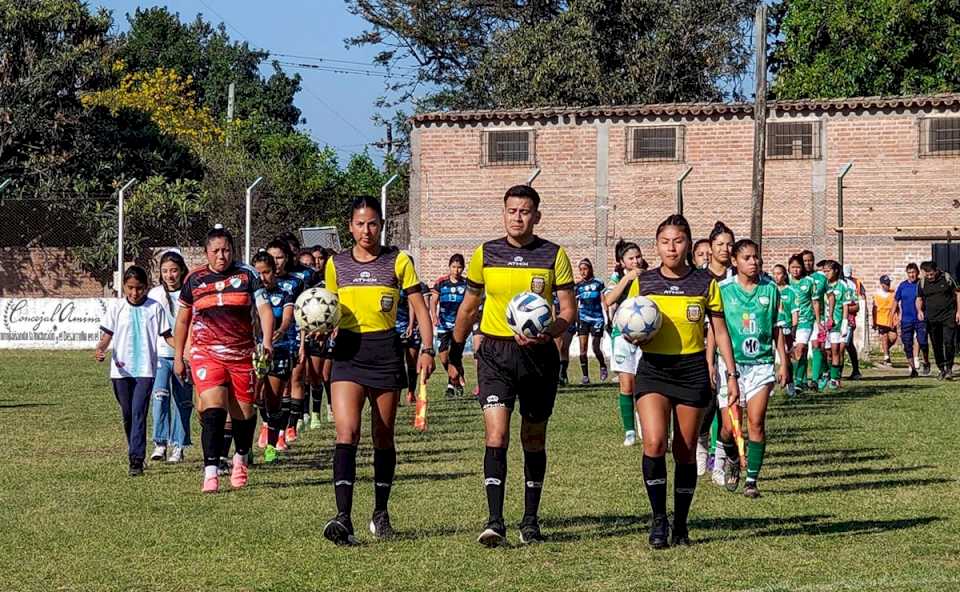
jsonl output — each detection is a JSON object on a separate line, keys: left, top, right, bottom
{"left": 147, "top": 250, "right": 193, "bottom": 463}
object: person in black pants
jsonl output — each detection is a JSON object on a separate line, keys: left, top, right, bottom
{"left": 916, "top": 261, "right": 960, "bottom": 380}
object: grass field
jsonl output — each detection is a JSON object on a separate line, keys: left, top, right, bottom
{"left": 0, "top": 350, "right": 958, "bottom": 591}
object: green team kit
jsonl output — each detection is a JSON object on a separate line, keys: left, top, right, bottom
{"left": 777, "top": 284, "right": 799, "bottom": 334}
{"left": 789, "top": 276, "right": 816, "bottom": 331}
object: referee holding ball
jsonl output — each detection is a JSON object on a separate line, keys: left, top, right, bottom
{"left": 448, "top": 185, "right": 576, "bottom": 547}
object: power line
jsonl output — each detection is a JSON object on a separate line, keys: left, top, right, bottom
{"left": 277, "top": 60, "right": 418, "bottom": 80}
{"left": 271, "top": 52, "right": 420, "bottom": 71}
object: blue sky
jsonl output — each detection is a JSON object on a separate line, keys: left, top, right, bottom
{"left": 95, "top": 0, "right": 405, "bottom": 163}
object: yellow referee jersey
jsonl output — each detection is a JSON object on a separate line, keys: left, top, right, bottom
{"left": 324, "top": 247, "right": 421, "bottom": 334}
{"left": 466, "top": 236, "right": 574, "bottom": 338}
{"left": 638, "top": 267, "right": 723, "bottom": 355}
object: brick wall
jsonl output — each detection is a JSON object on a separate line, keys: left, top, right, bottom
{"left": 411, "top": 104, "right": 960, "bottom": 297}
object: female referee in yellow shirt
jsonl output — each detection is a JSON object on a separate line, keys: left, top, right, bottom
{"left": 320, "top": 196, "right": 435, "bottom": 545}
{"left": 635, "top": 214, "right": 739, "bottom": 549}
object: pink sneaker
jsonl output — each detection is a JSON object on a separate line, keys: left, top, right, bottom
{"left": 230, "top": 461, "right": 249, "bottom": 489}
{"left": 285, "top": 426, "right": 298, "bottom": 443}
{"left": 276, "top": 430, "right": 289, "bottom": 452}
{"left": 257, "top": 424, "right": 268, "bottom": 449}
{"left": 202, "top": 475, "right": 219, "bottom": 494}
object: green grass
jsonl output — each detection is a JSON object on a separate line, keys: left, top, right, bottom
{"left": 1, "top": 351, "right": 958, "bottom": 592}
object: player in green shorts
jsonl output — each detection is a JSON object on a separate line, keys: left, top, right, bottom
{"left": 802, "top": 250, "right": 828, "bottom": 389}
{"left": 772, "top": 264, "right": 799, "bottom": 397}
{"left": 825, "top": 261, "right": 851, "bottom": 390}
{"left": 715, "top": 240, "right": 789, "bottom": 498}
{"left": 788, "top": 254, "right": 816, "bottom": 392}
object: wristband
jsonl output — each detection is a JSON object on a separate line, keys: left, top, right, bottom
{"left": 448, "top": 339, "right": 465, "bottom": 368}
{"left": 420, "top": 347, "right": 436, "bottom": 357}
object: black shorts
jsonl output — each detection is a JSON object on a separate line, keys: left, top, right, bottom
{"left": 577, "top": 319, "right": 604, "bottom": 337}
{"left": 305, "top": 336, "right": 334, "bottom": 359}
{"left": 437, "top": 331, "right": 453, "bottom": 353}
{"left": 398, "top": 330, "right": 422, "bottom": 350}
{"left": 635, "top": 352, "right": 712, "bottom": 407}
{"left": 268, "top": 348, "right": 295, "bottom": 380}
{"left": 476, "top": 337, "right": 559, "bottom": 422}
{"left": 877, "top": 325, "right": 896, "bottom": 335}
{"left": 332, "top": 330, "right": 405, "bottom": 390}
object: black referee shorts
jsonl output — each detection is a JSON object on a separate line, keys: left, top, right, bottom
{"left": 476, "top": 337, "right": 560, "bottom": 422}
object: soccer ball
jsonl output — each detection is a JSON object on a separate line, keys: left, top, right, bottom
{"left": 294, "top": 287, "right": 340, "bottom": 333}
{"left": 506, "top": 292, "right": 553, "bottom": 338}
{"left": 614, "top": 296, "right": 662, "bottom": 345}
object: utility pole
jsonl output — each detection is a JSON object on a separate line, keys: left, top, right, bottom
{"left": 750, "top": 3, "right": 768, "bottom": 247}
{"left": 385, "top": 123, "right": 393, "bottom": 157}
{"left": 226, "top": 82, "right": 235, "bottom": 146}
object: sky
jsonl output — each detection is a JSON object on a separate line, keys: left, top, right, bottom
{"left": 94, "top": 0, "right": 406, "bottom": 163}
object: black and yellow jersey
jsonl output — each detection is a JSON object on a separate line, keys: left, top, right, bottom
{"left": 466, "top": 236, "right": 574, "bottom": 338}
{"left": 638, "top": 267, "right": 723, "bottom": 355}
{"left": 324, "top": 247, "right": 421, "bottom": 334}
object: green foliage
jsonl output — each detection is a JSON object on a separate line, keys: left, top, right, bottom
{"left": 770, "top": 0, "right": 960, "bottom": 99}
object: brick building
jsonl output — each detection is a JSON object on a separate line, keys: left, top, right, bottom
{"left": 408, "top": 94, "right": 960, "bottom": 294}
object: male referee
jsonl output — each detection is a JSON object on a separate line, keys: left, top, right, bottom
{"left": 448, "top": 185, "right": 576, "bottom": 547}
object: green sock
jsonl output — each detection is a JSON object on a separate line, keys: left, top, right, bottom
{"left": 793, "top": 358, "right": 807, "bottom": 387}
{"left": 709, "top": 414, "right": 719, "bottom": 455}
{"left": 811, "top": 349, "right": 824, "bottom": 383}
{"left": 618, "top": 394, "right": 636, "bottom": 432}
{"left": 746, "top": 439, "right": 766, "bottom": 483}
{"left": 830, "top": 364, "right": 840, "bottom": 380}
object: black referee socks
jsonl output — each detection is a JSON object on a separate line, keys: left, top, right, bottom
{"left": 373, "top": 447, "right": 397, "bottom": 512}
{"left": 673, "top": 462, "right": 697, "bottom": 530}
{"left": 200, "top": 408, "right": 227, "bottom": 468}
{"left": 333, "top": 443, "right": 358, "bottom": 517}
{"left": 288, "top": 398, "right": 303, "bottom": 429}
{"left": 523, "top": 449, "right": 547, "bottom": 519}
{"left": 642, "top": 454, "right": 668, "bottom": 517}
{"left": 484, "top": 446, "right": 508, "bottom": 522}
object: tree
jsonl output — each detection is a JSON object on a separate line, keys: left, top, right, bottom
{"left": 118, "top": 7, "right": 303, "bottom": 128}
{"left": 770, "top": 0, "right": 960, "bottom": 99}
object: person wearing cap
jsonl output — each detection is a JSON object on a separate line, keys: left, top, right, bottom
{"left": 872, "top": 275, "right": 898, "bottom": 366}
{"left": 842, "top": 264, "right": 865, "bottom": 380}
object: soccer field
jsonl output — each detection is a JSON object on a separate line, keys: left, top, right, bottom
{"left": 0, "top": 351, "right": 958, "bottom": 592}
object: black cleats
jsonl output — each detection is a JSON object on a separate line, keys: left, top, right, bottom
{"left": 477, "top": 519, "right": 507, "bottom": 547}
{"left": 369, "top": 510, "right": 395, "bottom": 540}
{"left": 323, "top": 513, "right": 358, "bottom": 546}
{"left": 519, "top": 516, "right": 545, "bottom": 545}
{"left": 649, "top": 514, "right": 670, "bottom": 549}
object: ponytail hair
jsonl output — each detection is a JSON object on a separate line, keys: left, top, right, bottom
{"left": 252, "top": 249, "right": 276, "bottom": 270}
{"left": 159, "top": 250, "right": 188, "bottom": 284}
{"left": 709, "top": 221, "right": 735, "bottom": 244}
{"left": 731, "top": 238, "right": 759, "bottom": 259}
{"left": 656, "top": 214, "right": 695, "bottom": 267}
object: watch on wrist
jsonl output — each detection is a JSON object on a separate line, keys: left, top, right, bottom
{"left": 421, "top": 347, "right": 436, "bottom": 357}
{"left": 725, "top": 370, "right": 741, "bottom": 379}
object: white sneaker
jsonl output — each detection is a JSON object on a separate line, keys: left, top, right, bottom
{"left": 150, "top": 445, "right": 166, "bottom": 461}
{"left": 302, "top": 414, "right": 311, "bottom": 429}
{"left": 712, "top": 448, "right": 727, "bottom": 486}
{"left": 623, "top": 430, "right": 637, "bottom": 447}
{"left": 696, "top": 441, "right": 709, "bottom": 476}
{"left": 167, "top": 446, "right": 184, "bottom": 463}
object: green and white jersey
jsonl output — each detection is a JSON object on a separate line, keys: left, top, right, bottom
{"left": 719, "top": 275, "right": 780, "bottom": 365}
{"left": 778, "top": 284, "right": 798, "bottom": 329}
{"left": 828, "top": 280, "right": 850, "bottom": 326}
{"left": 789, "top": 275, "right": 816, "bottom": 329}
{"left": 810, "top": 271, "right": 828, "bottom": 312}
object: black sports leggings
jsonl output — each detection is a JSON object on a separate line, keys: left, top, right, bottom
{"left": 927, "top": 320, "right": 957, "bottom": 371}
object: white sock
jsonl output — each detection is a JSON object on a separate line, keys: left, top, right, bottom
{"left": 204, "top": 465, "right": 218, "bottom": 479}
{"left": 233, "top": 453, "right": 247, "bottom": 467}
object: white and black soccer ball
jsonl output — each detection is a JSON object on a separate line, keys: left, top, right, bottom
{"left": 506, "top": 292, "right": 553, "bottom": 338}
{"left": 614, "top": 296, "right": 662, "bottom": 345}
{"left": 294, "top": 287, "right": 340, "bottom": 333}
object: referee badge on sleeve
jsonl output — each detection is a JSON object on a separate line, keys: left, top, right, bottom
{"left": 530, "top": 276, "right": 546, "bottom": 295}
{"left": 380, "top": 294, "right": 395, "bottom": 312}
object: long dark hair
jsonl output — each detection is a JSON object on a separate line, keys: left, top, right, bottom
{"left": 614, "top": 238, "right": 646, "bottom": 275}
{"left": 656, "top": 214, "right": 694, "bottom": 267}
{"left": 265, "top": 238, "right": 296, "bottom": 275}
{"left": 788, "top": 253, "right": 807, "bottom": 277}
{"left": 252, "top": 249, "right": 276, "bottom": 270}
{"left": 159, "top": 251, "right": 188, "bottom": 286}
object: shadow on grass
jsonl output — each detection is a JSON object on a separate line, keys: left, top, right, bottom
{"left": 767, "top": 465, "right": 937, "bottom": 481}
{"left": 776, "top": 477, "right": 953, "bottom": 495}
{"left": 767, "top": 446, "right": 885, "bottom": 459}
{"left": 690, "top": 514, "right": 941, "bottom": 543}
{"left": 774, "top": 453, "right": 893, "bottom": 468}
{"left": 0, "top": 402, "right": 56, "bottom": 409}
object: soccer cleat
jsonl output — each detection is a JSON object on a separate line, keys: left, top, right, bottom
{"left": 937, "top": 370, "right": 947, "bottom": 381}
{"left": 150, "top": 445, "right": 166, "bottom": 461}
{"left": 848, "top": 372, "right": 863, "bottom": 381}
{"left": 670, "top": 527, "right": 691, "bottom": 547}
{"left": 477, "top": 519, "right": 507, "bottom": 548}
{"left": 128, "top": 458, "right": 144, "bottom": 477}
{"left": 882, "top": 357, "right": 892, "bottom": 366}
{"left": 167, "top": 446, "right": 184, "bottom": 463}
{"left": 922, "top": 363, "right": 932, "bottom": 376}
{"left": 217, "top": 457, "right": 230, "bottom": 476}
{"left": 696, "top": 441, "right": 709, "bottom": 476}
{"left": 581, "top": 376, "right": 590, "bottom": 385}
{"left": 706, "top": 454, "right": 715, "bottom": 473}
{"left": 712, "top": 449, "right": 726, "bottom": 486}
{"left": 724, "top": 458, "right": 741, "bottom": 493}
{"left": 276, "top": 431, "right": 289, "bottom": 452}
{"left": 202, "top": 475, "right": 219, "bottom": 494}
{"left": 454, "top": 384, "right": 465, "bottom": 398}
{"left": 744, "top": 482, "right": 761, "bottom": 498}
{"left": 263, "top": 444, "right": 278, "bottom": 464}
{"left": 786, "top": 383, "right": 797, "bottom": 398}
{"left": 406, "top": 391, "right": 416, "bottom": 405}
{"left": 827, "top": 379, "right": 840, "bottom": 390}
{"left": 909, "top": 368, "right": 919, "bottom": 378}
{"left": 369, "top": 510, "right": 395, "bottom": 540}
{"left": 623, "top": 430, "right": 637, "bottom": 447}
{"left": 648, "top": 514, "right": 670, "bottom": 549}
{"left": 817, "top": 377, "right": 829, "bottom": 392}
{"left": 558, "top": 373, "right": 568, "bottom": 387}
{"left": 599, "top": 368, "right": 609, "bottom": 382}
{"left": 230, "top": 459, "right": 249, "bottom": 489}
{"left": 519, "top": 516, "right": 545, "bottom": 544}
{"left": 323, "top": 514, "right": 358, "bottom": 546}
{"left": 296, "top": 419, "right": 304, "bottom": 433}
{"left": 445, "top": 384, "right": 456, "bottom": 399}
{"left": 302, "top": 414, "right": 311, "bottom": 430}
{"left": 285, "top": 426, "right": 298, "bottom": 443}
{"left": 946, "top": 369, "right": 955, "bottom": 381}
{"left": 257, "top": 424, "right": 269, "bottom": 449}
{"left": 310, "top": 411, "right": 322, "bottom": 428}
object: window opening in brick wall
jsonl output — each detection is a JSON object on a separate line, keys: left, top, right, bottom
{"left": 920, "top": 118, "right": 960, "bottom": 157}
{"left": 767, "top": 121, "right": 820, "bottom": 160}
{"left": 626, "top": 126, "right": 684, "bottom": 162}
{"left": 482, "top": 130, "right": 535, "bottom": 166}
